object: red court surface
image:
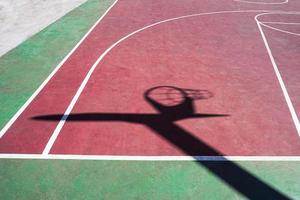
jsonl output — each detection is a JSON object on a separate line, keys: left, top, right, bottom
{"left": 0, "top": 0, "right": 300, "bottom": 157}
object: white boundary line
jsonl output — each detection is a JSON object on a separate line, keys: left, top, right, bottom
{"left": 0, "top": 0, "right": 119, "bottom": 139}
{"left": 255, "top": 13, "right": 300, "bottom": 136}
{"left": 234, "top": 0, "right": 288, "bottom": 5}
{"left": 42, "top": 9, "right": 300, "bottom": 155}
{"left": 1, "top": 154, "right": 300, "bottom": 161}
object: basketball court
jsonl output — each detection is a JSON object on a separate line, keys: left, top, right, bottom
{"left": 1, "top": 0, "right": 300, "bottom": 199}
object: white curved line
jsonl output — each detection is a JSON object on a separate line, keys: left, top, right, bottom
{"left": 256, "top": 13, "right": 300, "bottom": 36}
{"left": 234, "top": 0, "right": 288, "bottom": 5}
{"left": 261, "top": 22, "right": 300, "bottom": 25}
{"left": 259, "top": 22, "right": 300, "bottom": 36}
{"left": 255, "top": 13, "right": 300, "bottom": 136}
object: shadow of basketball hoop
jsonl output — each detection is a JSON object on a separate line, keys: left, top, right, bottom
{"left": 32, "top": 86, "right": 290, "bottom": 200}
{"left": 144, "top": 86, "right": 213, "bottom": 120}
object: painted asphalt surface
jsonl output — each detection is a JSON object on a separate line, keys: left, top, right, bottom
{"left": 0, "top": 0, "right": 300, "bottom": 199}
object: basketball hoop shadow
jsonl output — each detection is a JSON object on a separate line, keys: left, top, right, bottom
{"left": 144, "top": 86, "right": 214, "bottom": 120}
{"left": 32, "top": 86, "right": 290, "bottom": 199}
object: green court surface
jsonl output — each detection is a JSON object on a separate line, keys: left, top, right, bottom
{"left": 1, "top": 160, "right": 300, "bottom": 199}
{"left": 0, "top": 0, "right": 115, "bottom": 129}
{"left": 1, "top": 0, "right": 300, "bottom": 199}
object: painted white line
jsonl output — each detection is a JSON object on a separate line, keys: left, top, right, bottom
{"left": 255, "top": 13, "right": 300, "bottom": 136}
{"left": 257, "top": 13, "right": 300, "bottom": 36}
{"left": 1, "top": 154, "right": 300, "bottom": 161}
{"left": 43, "top": 9, "right": 276, "bottom": 155}
{"left": 260, "top": 22, "right": 300, "bottom": 25}
{"left": 260, "top": 22, "right": 300, "bottom": 36}
{"left": 234, "top": 0, "right": 288, "bottom": 5}
{"left": 257, "top": 12, "right": 300, "bottom": 36}
{"left": 0, "top": 0, "right": 119, "bottom": 139}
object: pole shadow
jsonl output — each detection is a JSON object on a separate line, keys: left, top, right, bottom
{"left": 32, "top": 86, "right": 291, "bottom": 199}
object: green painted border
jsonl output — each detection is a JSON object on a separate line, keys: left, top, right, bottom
{"left": 0, "top": 0, "right": 115, "bottom": 129}
{"left": 0, "top": 160, "right": 300, "bottom": 199}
